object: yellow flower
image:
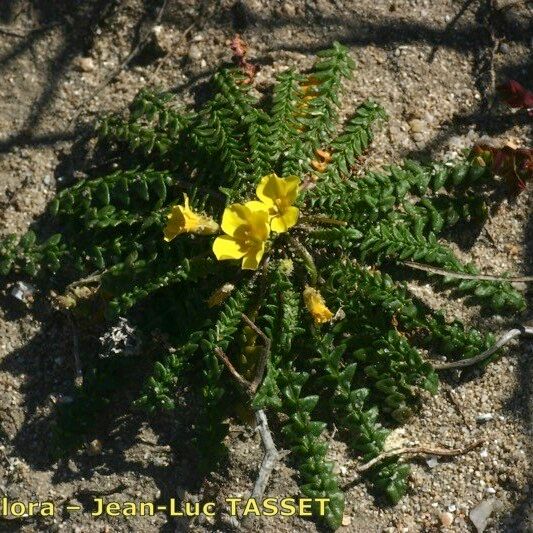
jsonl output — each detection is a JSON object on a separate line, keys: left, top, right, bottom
{"left": 164, "top": 194, "right": 219, "bottom": 241}
{"left": 256, "top": 174, "right": 300, "bottom": 233}
{"left": 212, "top": 201, "right": 270, "bottom": 270}
{"left": 303, "top": 286, "right": 333, "bottom": 325}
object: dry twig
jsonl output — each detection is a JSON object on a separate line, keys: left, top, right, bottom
{"left": 214, "top": 346, "right": 251, "bottom": 391}
{"left": 213, "top": 315, "right": 280, "bottom": 522}
{"left": 249, "top": 409, "right": 280, "bottom": 500}
{"left": 214, "top": 314, "right": 271, "bottom": 395}
{"left": 403, "top": 261, "right": 533, "bottom": 283}
{"left": 357, "top": 439, "right": 483, "bottom": 473}
{"left": 433, "top": 325, "right": 533, "bottom": 370}
{"left": 66, "top": 270, "right": 104, "bottom": 291}
{"left": 443, "top": 385, "right": 474, "bottom": 430}
{"left": 241, "top": 313, "right": 271, "bottom": 394}
{"left": 0, "top": 25, "right": 27, "bottom": 38}
{"left": 67, "top": 314, "right": 83, "bottom": 387}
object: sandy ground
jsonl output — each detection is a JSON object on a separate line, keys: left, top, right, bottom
{"left": 0, "top": 0, "right": 531, "bottom": 532}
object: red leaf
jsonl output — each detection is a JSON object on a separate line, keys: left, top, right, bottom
{"left": 497, "top": 80, "right": 533, "bottom": 115}
{"left": 229, "top": 34, "right": 258, "bottom": 84}
{"left": 474, "top": 143, "right": 532, "bottom": 194}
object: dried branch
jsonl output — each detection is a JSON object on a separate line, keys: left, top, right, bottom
{"left": 67, "top": 314, "right": 83, "bottom": 387}
{"left": 0, "top": 23, "right": 58, "bottom": 38}
{"left": 241, "top": 313, "right": 271, "bottom": 394}
{"left": 213, "top": 317, "right": 278, "bottom": 527}
{"left": 250, "top": 409, "right": 280, "bottom": 499}
{"left": 433, "top": 325, "right": 533, "bottom": 370}
{"left": 214, "top": 346, "right": 251, "bottom": 391}
{"left": 403, "top": 261, "right": 533, "bottom": 283}
{"left": 288, "top": 235, "right": 318, "bottom": 285}
{"left": 357, "top": 439, "right": 483, "bottom": 473}
{"left": 0, "top": 25, "right": 26, "bottom": 37}
{"left": 66, "top": 270, "right": 104, "bottom": 291}
{"left": 300, "top": 215, "right": 348, "bottom": 227}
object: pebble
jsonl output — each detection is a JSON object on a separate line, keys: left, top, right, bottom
{"left": 476, "top": 413, "right": 494, "bottom": 423}
{"left": 281, "top": 2, "right": 296, "bottom": 16}
{"left": 426, "top": 457, "right": 439, "bottom": 468}
{"left": 499, "top": 43, "right": 510, "bottom": 54}
{"left": 341, "top": 515, "right": 352, "bottom": 526}
{"left": 440, "top": 511, "right": 454, "bottom": 527}
{"left": 408, "top": 119, "right": 426, "bottom": 134}
{"left": 75, "top": 56, "right": 96, "bottom": 72}
{"left": 10, "top": 281, "right": 35, "bottom": 303}
{"left": 87, "top": 439, "right": 102, "bottom": 456}
{"left": 188, "top": 44, "right": 202, "bottom": 61}
{"left": 469, "top": 499, "right": 499, "bottom": 533}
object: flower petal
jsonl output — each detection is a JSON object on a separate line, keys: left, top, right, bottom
{"left": 271, "top": 206, "right": 299, "bottom": 233}
{"left": 221, "top": 204, "right": 249, "bottom": 237}
{"left": 244, "top": 200, "right": 270, "bottom": 214}
{"left": 281, "top": 175, "right": 300, "bottom": 204}
{"left": 244, "top": 203, "right": 270, "bottom": 240}
{"left": 212, "top": 235, "right": 247, "bottom": 261}
{"left": 241, "top": 242, "right": 265, "bottom": 270}
{"left": 255, "top": 174, "right": 279, "bottom": 206}
{"left": 163, "top": 206, "right": 185, "bottom": 241}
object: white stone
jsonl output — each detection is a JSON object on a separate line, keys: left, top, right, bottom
{"left": 76, "top": 56, "right": 96, "bottom": 72}
{"left": 188, "top": 44, "right": 202, "bottom": 61}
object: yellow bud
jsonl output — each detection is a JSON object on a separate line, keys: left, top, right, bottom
{"left": 207, "top": 283, "right": 235, "bottom": 308}
{"left": 303, "top": 286, "right": 334, "bottom": 325}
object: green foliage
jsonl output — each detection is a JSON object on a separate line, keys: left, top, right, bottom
{"left": 280, "top": 369, "right": 345, "bottom": 529}
{"left": 0, "top": 43, "right": 526, "bottom": 531}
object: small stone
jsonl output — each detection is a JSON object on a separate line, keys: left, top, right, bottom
{"left": 394, "top": 48, "right": 401, "bottom": 57}
{"left": 440, "top": 511, "right": 454, "bottom": 527}
{"left": 10, "top": 281, "right": 35, "bottom": 303}
{"left": 476, "top": 413, "right": 494, "bottom": 423}
{"left": 188, "top": 44, "right": 202, "bottom": 61}
{"left": 281, "top": 2, "right": 296, "bottom": 16}
{"left": 87, "top": 439, "right": 103, "bottom": 456}
{"left": 341, "top": 515, "right": 351, "bottom": 527}
{"left": 426, "top": 456, "right": 439, "bottom": 468}
{"left": 485, "top": 487, "right": 496, "bottom": 494}
{"left": 499, "top": 43, "right": 510, "bottom": 54}
{"left": 469, "top": 499, "right": 499, "bottom": 533}
{"left": 480, "top": 449, "right": 489, "bottom": 458}
{"left": 75, "top": 56, "right": 96, "bottom": 72}
{"left": 151, "top": 25, "right": 172, "bottom": 54}
{"left": 409, "top": 118, "right": 426, "bottom": 133}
